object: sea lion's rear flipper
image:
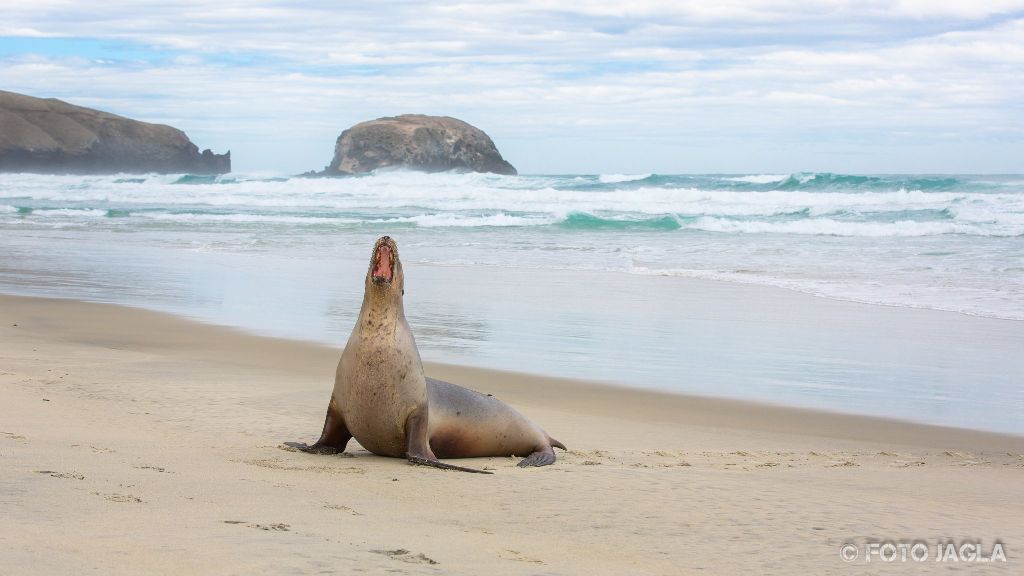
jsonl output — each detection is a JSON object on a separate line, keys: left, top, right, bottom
{"left": 517, "top": 446, "right": 557, "bottom": 467}
{"left": 407, "top": 455, "right": 493, "bottom": 474}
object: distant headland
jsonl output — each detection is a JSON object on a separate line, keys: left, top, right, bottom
{"left": 0, "top": 91, "right": 519, "bottom": 176}
{"left": 0, "top": 90, "right": 229, "bottom": 175}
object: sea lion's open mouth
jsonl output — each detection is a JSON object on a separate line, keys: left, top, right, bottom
{"left": 372, "top": 243, "right": 394, "bottom": 284}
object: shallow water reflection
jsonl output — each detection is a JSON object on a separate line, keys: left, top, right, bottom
{"left": 2, "top": 229, "right": 1022, "bottom": 435}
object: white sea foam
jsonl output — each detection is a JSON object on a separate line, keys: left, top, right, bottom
{"left": 598, "top": 173, "right": 652, "bottom": 183}
{"left": 684, "top": 217, "right": 999, "bottom": 237}
{"left": 627, "top": 266, "right": 1024, "bottom": 320}
{"left": 137, "top": 212, "right": 357, "bottom": 225}
{"left": 31, "top": 208, "right": 110, "bottom": 218}
{"left": 1, "top": 171, "right": 1020, "bottom": 237}
{"left": 2, "top": 171, "right": 1023, "bottom": 321}
{"left": 1, "top": 172, "right": 1013, "bottom": 227}
{"left": 950, "top": 205, "right": 1024, "bottom": 226}
{"left": 385, "top": 213, "right": 555, "bottom": 227}
{"left": 723, "top": 174, "right": 789, "bottom": 184}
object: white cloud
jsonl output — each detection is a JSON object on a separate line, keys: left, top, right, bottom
{"left": 0, "top": 2, "right": 1021, "bottom": 172}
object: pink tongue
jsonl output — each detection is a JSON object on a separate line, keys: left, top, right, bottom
{"left": 374, "top": 246, "right": 392, "bottom": 280}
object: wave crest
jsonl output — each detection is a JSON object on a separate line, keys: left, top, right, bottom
{"left": 598, "top": 173, "right": 653, "bottom": 184}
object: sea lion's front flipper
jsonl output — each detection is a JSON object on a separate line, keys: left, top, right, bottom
{"left": 304, "top": 396, "right": 352, "bottom": 454}
{"left": 405, "top": 407, "right": 493, "bottom": 474}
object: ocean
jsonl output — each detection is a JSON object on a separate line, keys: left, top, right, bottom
{"left": 2, "top": 171, "right": 1022, "bottom": 433}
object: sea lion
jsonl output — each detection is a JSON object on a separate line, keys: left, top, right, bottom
{"left": 303, "top": 236, "right": 565, "bottom": 473}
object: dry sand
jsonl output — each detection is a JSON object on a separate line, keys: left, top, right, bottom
{"left": 1, "top": 294, "right": 1021, "bottom": 575}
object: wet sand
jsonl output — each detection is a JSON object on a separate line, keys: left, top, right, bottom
{"left": 1, "top": 294, "right": 1021, "bottom": 575}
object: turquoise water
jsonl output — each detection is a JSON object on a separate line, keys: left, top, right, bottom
{"left": 1, "top": 171, "right": 1022, "bottom": 433}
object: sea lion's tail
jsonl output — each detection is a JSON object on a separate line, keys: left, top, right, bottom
{"left": 407, "top": 455, "right": 493, "bottom": 474}
{"left": 549, "top": 436, "right": 566, "bottom": 451}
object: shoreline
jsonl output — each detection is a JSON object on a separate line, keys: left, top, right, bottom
{"left": 3, "top": 292, "right": 1021, "bottom": 449}
{"left": 3, "top": 292, "right": 1022, "bottom": 574}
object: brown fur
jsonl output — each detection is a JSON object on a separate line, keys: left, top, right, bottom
{"left": 305, "top": 236, "right": 564, "bottom": 471}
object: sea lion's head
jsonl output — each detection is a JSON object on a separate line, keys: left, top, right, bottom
{"left": 366, "top": 235, "right": 404, "bottom": 297}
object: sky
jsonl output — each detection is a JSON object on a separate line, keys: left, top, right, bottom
{"left": 1, "top": 1, "right": 1023, "bottom": 174}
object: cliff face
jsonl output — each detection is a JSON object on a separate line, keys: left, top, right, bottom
{"left": 0, "top": 90, "right": 229, "bottom": 174}
{"left": 325, "top": 115, "right": 516, "bottom": 175}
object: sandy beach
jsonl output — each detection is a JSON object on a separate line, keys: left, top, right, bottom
{"left": 1, "top": 293, "right": 1021, "bottom": 574}
{"left": 4, "top": 1, "right": 1024, "bottom": 573}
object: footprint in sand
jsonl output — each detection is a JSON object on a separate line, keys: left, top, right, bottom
{"left": 2, "top": 431, "right": 27, "bottom": 441}
{"left": 251, "top": 523, "right": 290, "bottom": 531}
{"left": 223, "top": 521, "right": 290, "bottom": 531}
{"left": 323, "top": 503, "right": 362, "bottom": 515}
{"left": 828, "top": 460, "right": 859, "bottom": 468}
{"left": 565, "top": 449, "right": 618, "bottom": 468}
{"left": 892, "top": 459, "right": 926, "bottom": 467}
{"left": 133, "top": 465, "right": 172, "bottom": 473}
{"left": 371, "top": 549, "right": 439, "bottom": 565}
{"left": 942, "top": 451, "right": 992, "bottom": 466}
{"left": 36, "top": 470, "right": 84, "bottom": 480}
{"left": 499, "top": 549, "right": 544, "bottom": 564}
{"left": 241, "top": 457, "right": 366, "bottom": 475}
{"left": 93, "top": 492, "right": 143, "bottom": 503}
{"left": 625, "top": 451, "right": 695, "bottom": 468}
{"left": 641, "top": 450, "right": 692, "bottom": 468}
